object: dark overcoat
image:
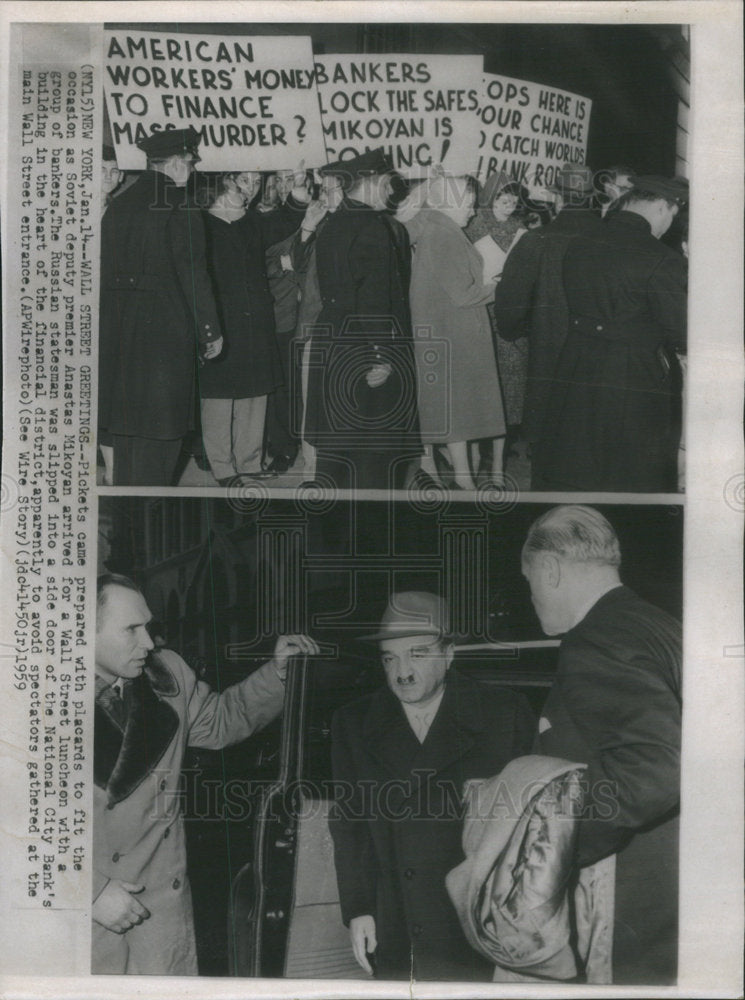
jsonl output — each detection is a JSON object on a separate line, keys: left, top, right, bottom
{"left": 304, "top": 198, "right": 420, "bottom": 463}
{"left": 251, "top": 193, "right": 308, "bottom": 253}
{"left": 492, "top": 208, "right": 602, "bottom": 455}
{"left": 539, "top": 586, "right": 681, "bottom": 985}
{"left": 536, "top": 211, "right": 687, "bottom": 492}
{"left": 99, "top": 171, "right": 221, "bottom": 440}
{"left": 197, "top": 212, "right": 282, "bottom": 400}
{"left": 330, "top": 671, "right": 535, "bottom": 981}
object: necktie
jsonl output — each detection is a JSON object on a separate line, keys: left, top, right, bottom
{"left": 103, "top": 684, "right": 126, "bottom": 728}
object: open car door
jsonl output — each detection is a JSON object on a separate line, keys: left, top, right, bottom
{"left": 228, "top": 653, "right": 360, "bottom": 978}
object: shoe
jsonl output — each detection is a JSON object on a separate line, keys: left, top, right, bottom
{"left": 264, "top": 454, "right": 294, "bottom": 474}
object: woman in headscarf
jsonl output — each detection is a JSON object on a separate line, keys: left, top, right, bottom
{"left": 466, "top": 177, "right": 529, "bottom": 479}
{"left": 407, "top": 174, "right": 505, "bottom": 490}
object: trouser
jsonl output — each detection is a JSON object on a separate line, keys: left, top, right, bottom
{"left": 300, "top": 338, "right": 316, "bottom": 475}
{"left": 200, "top": 396, "right": 267, "bottom": 481}
{"left": 112, "top": 435, "right": 182, "bottom": 487}
{"left": 264, "top": 328, "right": 301, "bottom": 462}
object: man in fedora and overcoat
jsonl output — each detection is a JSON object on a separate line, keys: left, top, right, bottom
{"left": 99, "top": 127, "right": 223, "bottom": 486}
{"left": 304, "top": 148, "right": 421, "bottom": 491}
{"left": 329, "top": 591, "right": 534, "bottom": 981}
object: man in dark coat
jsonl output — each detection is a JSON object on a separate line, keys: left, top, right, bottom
{"left": 492, "top": 164, "right": 603, "bottom": 488}
{"left": 253, "top": 168, "right": 315, "bottom": 474}
{"left": 99, "top": 127, "right": 223, "bottom": 486}
{"left": 330, "top": 591, "right": 535, "bottom": 981}
{"left": 294, "top": 171, "right": 347, "bottom": 479}
{"left": 305, "top": 149, "right": 421, "bottom": 491}
{"left": 521, "top": 506, "right": 681, "bottom": 985}
{"left": 536, "top": 176, "right": 688, "bottom": 492}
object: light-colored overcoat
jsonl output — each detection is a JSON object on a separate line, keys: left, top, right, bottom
{"left": 409, "top": 209, "right": 505, "bottom": 444}
{"left": 92, "top": 649, "right": 285, "bottom": 975}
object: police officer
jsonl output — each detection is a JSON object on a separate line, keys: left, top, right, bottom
{"left": 99, "top": 127, "right": 223, "bottom": 486}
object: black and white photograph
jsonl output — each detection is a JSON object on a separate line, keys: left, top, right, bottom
{"left": 0, "top": 3, "right": 742, "bottom": 1000}
{"left": 94, "top": 496, "right": 683, "bottom": 984}
{"left": 95, "top": 19, "right": 690, "bottom": 494}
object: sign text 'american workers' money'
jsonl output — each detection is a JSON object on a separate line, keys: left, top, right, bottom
{"left": 103, "top": 30, "right": 326, "bottom": 170}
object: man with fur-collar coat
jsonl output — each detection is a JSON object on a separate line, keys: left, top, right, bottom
{"left": 92, "top": 573, "right": 318, "bottom": 975}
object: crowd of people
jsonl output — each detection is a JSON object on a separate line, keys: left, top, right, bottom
{"left": 99, "top": 128, "right": 688, "bottom": 492}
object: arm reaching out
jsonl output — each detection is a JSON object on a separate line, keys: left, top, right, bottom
{"left": 182, "top": 635, "right": 319, "bottom": 749}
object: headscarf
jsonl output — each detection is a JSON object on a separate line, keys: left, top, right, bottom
{"left": 466, "top": 173, "right": 527, "bottom": 251}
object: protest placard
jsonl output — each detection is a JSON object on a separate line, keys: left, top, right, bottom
{"left": 314, "top": 54, "right": 483, "bottom": 176}
{"left": 478, "top": 72, "right": 591, "bottom": 190}
{"left": 104, "top": 30, "right": 326, "bottom": 170}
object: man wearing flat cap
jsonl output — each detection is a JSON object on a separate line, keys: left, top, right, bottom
{"left": 329, "top": 591, "right": 534, "bottom": 981}
{"left": 493, "top": 163, "right": 603, "bottom": 488}
{"left": 304, "top": 148, "right": 421, "bottom": 490}
{"left": 99, "top": 127, "right": 223, "bottom": 485}
{"left": 536, "top": 175, "right": 688, "bottom": 492}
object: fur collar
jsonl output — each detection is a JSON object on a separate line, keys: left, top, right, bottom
{"left": 94, "top": 653, "right": 180, "bottom": 806}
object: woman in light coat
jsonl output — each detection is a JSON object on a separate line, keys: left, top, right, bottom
{"left": 406, "top": 175, "right": 506, "bottom": 489}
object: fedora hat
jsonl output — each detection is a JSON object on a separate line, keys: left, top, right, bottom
{"left": 547, "top": 163, "right": 595, "bottom": 197}
{"left": 360, "top": 591, "right": 450, "bottom": 642}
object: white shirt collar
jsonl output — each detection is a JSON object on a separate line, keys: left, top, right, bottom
{"left": 401, "top": 687, "right": 446, "bottom": 743}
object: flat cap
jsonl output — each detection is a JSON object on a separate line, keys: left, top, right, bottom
{"left": 630, "top": 175, "right": 689, "bottom": 204}
{"left": 137, "top": 126, "right": 202, "bottom": 160}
